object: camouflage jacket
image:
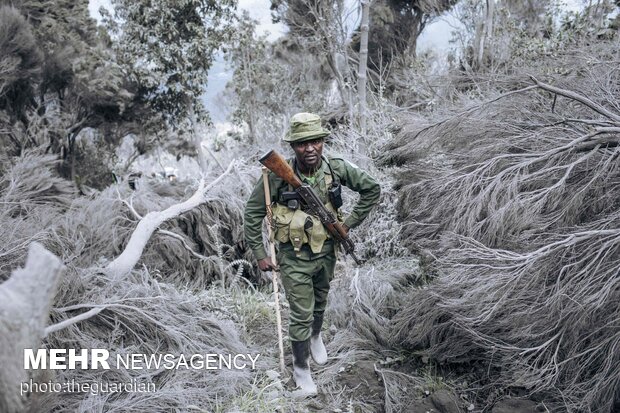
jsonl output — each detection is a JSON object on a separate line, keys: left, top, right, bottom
{"left": 243, "top": 156, "right": 380, "bottom": 261}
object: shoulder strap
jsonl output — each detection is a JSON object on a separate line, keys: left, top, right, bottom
{"left": 322, "top": 156, "right": 339, "bottom": 186}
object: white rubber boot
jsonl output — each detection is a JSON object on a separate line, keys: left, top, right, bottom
{"left": 310, "top": 333, "right": 328, "bottom": 365}
{"left": 310, "top": 313, "right": 328, "bottom": 365}
{"left": 291, "top": 340, "right": 318, "bottom": 397}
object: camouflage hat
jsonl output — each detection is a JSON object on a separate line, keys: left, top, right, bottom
{"left": 284, "top": 112, "right": 330, "bottom": 143}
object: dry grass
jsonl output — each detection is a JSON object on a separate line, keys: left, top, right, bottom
{"left": 125, "top": 166, "right": 258, "bottom": 288}
{"left": 0, "top": 151, "right": 273, "bottom": 411}
{"left": 317, "top": 258, "right": 422, "bottom": 412}
{"left": 325, "top": 116, "right": 410, "bottom": 261}
{"left": 0, "top": 151, "right": 75, "bottom": 280}
{"left": 39, "top": 268, "right": 255, "bottom": 412}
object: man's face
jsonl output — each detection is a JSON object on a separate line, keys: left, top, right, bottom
{"left": 291, "top": 137, "right": 324, "bottom": 172}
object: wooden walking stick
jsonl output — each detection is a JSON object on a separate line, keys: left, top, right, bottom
{"left": 262, "top": 166, "right": 286, "bottom": 375}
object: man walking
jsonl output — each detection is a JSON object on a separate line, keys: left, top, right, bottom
{"left": 243, "top": 112, "right": 381, "bottom": 395}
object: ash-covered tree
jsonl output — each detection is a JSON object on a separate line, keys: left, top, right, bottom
{"left": 453, "top": 0, "right": 557, "bottom": 71}
{"left": 0, "top": 6, "right": 42, "bottom": 141}
{"left": 101, "top": 0, "right": 237, "bottom": 126}
{"left": 0, "top": 1, "right": 136, "bottom": 187}
{"left": 453, "top": 0, "right": 619, "bottom": 73}
{"left": 355, "top": 0, "right": 459, "bottom": 71}
{"left": 224, "top": 11, "right": 331, "bottom": 143}
{"left": 270, "top": 0, "right": 459, "bottom": 119}
{"left": 269, "top": 0, "right": 355, "bottom": 116}
{"left": 224, "top": 12, "right": 264, "bottom": 144}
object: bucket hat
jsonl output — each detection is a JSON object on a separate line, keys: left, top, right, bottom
{"left": 284, "top": 112, "right": 330, "bottom": 143}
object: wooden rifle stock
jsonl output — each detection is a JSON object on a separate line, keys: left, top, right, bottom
{"left": 259, "top": 150, "right": 302, "bottom": 188}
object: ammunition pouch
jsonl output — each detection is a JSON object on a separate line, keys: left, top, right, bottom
{"left": 271, "top": 156, "right": 343, "bottom": 255}
{"left": 328, "top": 183, "right": 343, "bottom": 209}
{"left": 271, "top": 201, "right": 342, "bottom": 255}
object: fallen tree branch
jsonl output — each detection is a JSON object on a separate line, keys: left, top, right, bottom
{"left": 411, "top": 85, "right": 539, "bottom": 141}
{"left": 118, "top": 190, "right": 214, "bottom": 262}
{"left": 44, "top": 307, "right": 105, "bottom": 337}
{"left": 106, "top": 161, "right": 235, "bottom": 278}
{"left": 531, "top": 76, "right": 620, "bottom": 123}
{"left": 391, "top": 69, "right": 620, "bottom": 412}
{"left": 158, "top": 229, "right": 211, "bottom": 261}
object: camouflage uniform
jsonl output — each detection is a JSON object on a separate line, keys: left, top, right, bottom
{"left": 243, "top": 113, "right": 380, "bottom": 394}
{"left": 244, "top": 156, "right": 380, "bottom": 340}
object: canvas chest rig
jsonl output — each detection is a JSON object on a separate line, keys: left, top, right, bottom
{"left": 271, "top": 157, "right": 343, "bottom": 255}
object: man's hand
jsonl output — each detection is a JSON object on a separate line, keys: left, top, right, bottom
{"left": 258, "top": 257, "right": 277, "bottom": 272}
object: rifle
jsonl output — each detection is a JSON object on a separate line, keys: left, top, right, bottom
{"left": 259, "top": 150, "right": 364, "bottom": 266}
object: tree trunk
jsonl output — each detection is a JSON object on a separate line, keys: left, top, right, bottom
{"left": 0, "top": 243, "right": 64, "bottom": 413}
{"left": 189, "top": 108, "right": 210, "bottom": 175}
{"left": 477, "top": 0, "right": 495, "bottom": 68}
{"left": 358, "top": 0, "right": 370, "bottom": 137}
{"left": 326, "top": 48, "right": 351, "bottom": 112}
{"left": 243, "top": 47, "right": 256, "bottom": 145}
{"left": 311, "top": 1, "right": 355, "bottom": 122}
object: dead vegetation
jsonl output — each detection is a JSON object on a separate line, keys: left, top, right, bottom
{"left": 386, "top": 43, "right": 620, "bottom": 412}
{"left": 0, "top": 243, "right": 63, "bottom": 413}
{"left": 0, "top": 150, "right": 269, "bottom": 411}
{"left": 2, "top": 29, "right": 618, "bottom": 413}
{"left": 39, "top": 268, "right": 255, "bottom": 413}
{"left": 0, "top": 117, "right": 418, "bottom": 412}
{"left": 0, "top": 150, "right": 258, "bottom": 286}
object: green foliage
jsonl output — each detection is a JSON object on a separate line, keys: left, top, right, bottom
{"left": 102, "top": 0, "right": 237, "bottom": 125}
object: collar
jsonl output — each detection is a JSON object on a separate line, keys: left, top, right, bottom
{"left": 295, "top": 158, "right": 329, "bottom": 181}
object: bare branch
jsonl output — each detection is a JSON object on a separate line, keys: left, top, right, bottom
{"left": 531, "top": 76, "right": 620, "bottom": 123}
{"left": 158, "top": 229, "right": 211, "bottom": 261}
{"left": 44, "top": 307, "right": 105, "bottom": 337}
{"left": 106, "top": 161, "right": 235, "bottom": 277}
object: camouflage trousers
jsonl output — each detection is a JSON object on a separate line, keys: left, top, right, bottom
{"left": 278, "top": 250, "right": 336, "bottom": 342}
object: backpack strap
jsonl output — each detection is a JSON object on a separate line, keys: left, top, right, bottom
{"left": 322, "top": 156, "right": 339, "bottom": 187}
